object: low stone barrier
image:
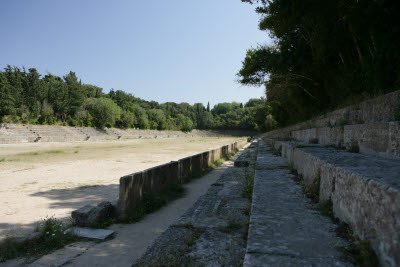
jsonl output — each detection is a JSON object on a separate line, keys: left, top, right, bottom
{"left": 265, "top": 138, "right": 400, "bottom": 266}
{"left": 289, "top": 121, "right": 400, "bottom": 159}
{"left": 117, "top": 140, "right": 248, "bottom": 217}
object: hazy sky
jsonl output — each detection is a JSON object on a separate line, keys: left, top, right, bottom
{"left": 0, "top": 0, "right": 269, "bottom": 107}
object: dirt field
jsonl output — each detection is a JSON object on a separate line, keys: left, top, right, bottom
{"left": 0, "top": 137, "right": 241, "bottom": 239}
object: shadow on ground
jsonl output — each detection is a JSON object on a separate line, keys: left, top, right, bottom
{"left": 29, "top": 184, "right": 119, "bottom": 210}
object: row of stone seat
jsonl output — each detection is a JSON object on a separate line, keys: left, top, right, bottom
{"left": 261, "top": 137, "right": 400, "bottom": 267}
{"left": 260, "top": 90, "right": 400, "bottom": 266}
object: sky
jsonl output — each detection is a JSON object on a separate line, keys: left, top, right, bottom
{"left": 0, "top": 0, "right": 270, "bottom": 107}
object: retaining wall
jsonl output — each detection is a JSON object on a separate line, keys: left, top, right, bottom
{"left": 117, "top": 139, "right": 248, "bottom": 217}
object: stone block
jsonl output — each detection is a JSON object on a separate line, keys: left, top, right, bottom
{"left": 344, "top": 122, "right": 390, "bottom": 157}
{"left": 72, "top": 201, "right": 115, "bottom": 227}
{"left": 190, "top": 153, "right": 203, "bottom": 174}
{"left": 201, "top": 151, "right": 210, "bottom": 170}
{"left": 65, "top": 227, "right": 114, "bottom": 240}
{"left": 178, "top": 156, "right": 192, "bottom": 182}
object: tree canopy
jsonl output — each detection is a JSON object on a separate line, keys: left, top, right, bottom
{"left": 0, "top": 66, "right": 266, "bottom": 132}
{"left": 238, "top": 0, "right": 400, "bottom": 127}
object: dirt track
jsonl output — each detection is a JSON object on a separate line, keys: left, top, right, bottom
{"left": 0, "top": 137, "right": 241, "bottom": 239}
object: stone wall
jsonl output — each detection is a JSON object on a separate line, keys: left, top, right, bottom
{"left": 117, "top": 139, "right": 248, "bottom": 217}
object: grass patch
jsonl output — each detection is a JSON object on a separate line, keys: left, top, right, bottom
{"left": 241, "top": 168, "right": 255, "bottom": 200}
{"left": 21, "top": 150, "right": 65, "bottom": 157}
{"left": 0, "top": 217, "right": 80, "bottom": 262}
{"left": 293, "top": 170, "right": 320, "bottom": 203}
{"left": 334, "top": 223, "right": 379, "bottom": 267}
{"left": 339, "top": 120, "right": 349, "bottom": 127}
{"left": 122, "top": 183, "right": 185, "bottom": 224}
{"left": 0, "top": 158, "right": 5, "bottom": 163}
{"left": 317, "top": 198, "right": 334, "bottom": 218}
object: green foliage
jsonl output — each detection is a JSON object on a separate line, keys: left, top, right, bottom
{"left": 84, "top": 98, "right": 121, "bottom": 129}
{"left": 176, "top": 114, "right": 193, "bottom": 132}
{"left": 241, "top": 168, "right": 255, "bottom": 200}
{"left": 0, "top": 66, "right": 266, "bottom": 131}
{"left": 335, "top": 224, "right": 380, "bottom": 267}
{"left": 239, "top": 0, "right": 400, "bottom": 127}
{"left": 0, "top": 217, "right": 79, "bottom": 262}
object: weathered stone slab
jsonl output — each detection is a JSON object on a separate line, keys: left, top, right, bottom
{"left": 244, "top": 141, "right": 350, "bottom": 267}
{"left": 65, "top": 227, "right": 114, "bottom": 240}
{"left": 29, "top": 242, "right": 94, "bottom": 267}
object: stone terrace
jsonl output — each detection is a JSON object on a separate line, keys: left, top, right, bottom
{"left": 0, "top": 124, "right": 254, "bottom": 144}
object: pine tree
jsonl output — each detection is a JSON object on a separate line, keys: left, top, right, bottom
{"left": 0, "top": 72, "right": 15, "bottom": 117}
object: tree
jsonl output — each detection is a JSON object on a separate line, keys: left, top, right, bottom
{"left": 239, "top": 0, "right": 400, "bottom": 127}
{"left": 64, "top": 72, "right": 84, "bottom": 117}
{"left": 207, "top": 102, "right": 210, "bottom": 112}
{"left": 84, "top": 98, "right": 121, "bottom": 128}
{"left": 118, "top": 110, "right": 136, "bottom": 129}
{"left": 148, "top": 109, "right": 167, "bottom": 130}
{"left": 176, "top": 114, "right": 193, "bottom": 132}
{"left": 0, "top": 72, "right": 15, "bottom": 118}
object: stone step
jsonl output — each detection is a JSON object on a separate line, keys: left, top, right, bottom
{"left": 244, "top": 140, "right": 350, "bottom": 266}
{"left": 266, "top": 138, "right": 400, "bottom": 266}
{"left": 290, "top": 121, "right": 400, "bottom": 159}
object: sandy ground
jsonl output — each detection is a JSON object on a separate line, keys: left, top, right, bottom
{"left": 0, "top": 137, "right": 241, "bottom": 239}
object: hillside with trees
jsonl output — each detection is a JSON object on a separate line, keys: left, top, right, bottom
{"left": 238, "top": 0, "right": 400, "bottom": 128}
{"left": 0, "top": 66, "right": 266, "bottom": 132}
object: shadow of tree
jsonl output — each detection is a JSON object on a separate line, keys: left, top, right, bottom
{"left": 29, "top": 184, "right": 119, "bottom": 210}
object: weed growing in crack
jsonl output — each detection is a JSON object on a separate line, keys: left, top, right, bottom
{"left": 317, "top": 198, "right": 334, "bottom": 218}
{"left": 241, "top": 168, "right": 254, "bottom": 200}
{"left": 334, "top": 222, "right": 379, "bottom": 267}
{"left": 347, "top": 140, "right": 360, "bottom": 153}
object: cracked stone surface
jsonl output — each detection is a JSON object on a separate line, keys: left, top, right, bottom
{"left": 244, "top": 140, "right": 351, "bottom": 267}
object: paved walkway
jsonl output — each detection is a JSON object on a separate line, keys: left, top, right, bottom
{"left": 244, "top": 140, "right": 350, "bottom": 266}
